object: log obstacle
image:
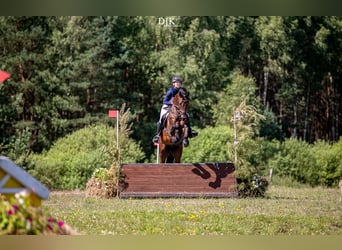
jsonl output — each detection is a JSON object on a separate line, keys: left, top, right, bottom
{"left": 119, "top": 162, "right": 238, "bottom": 198}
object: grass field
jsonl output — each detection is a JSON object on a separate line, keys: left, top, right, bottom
{"left": 43, "top": 186, "right": 342, "bottom": 235}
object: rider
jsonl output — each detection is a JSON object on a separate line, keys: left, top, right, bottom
{"left": 152, "top": 75, "right": 197, "bottom": 145}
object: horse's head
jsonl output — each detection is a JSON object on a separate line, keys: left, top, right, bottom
{"left": 174, "top": 87, "right": 189, "bottom": 112}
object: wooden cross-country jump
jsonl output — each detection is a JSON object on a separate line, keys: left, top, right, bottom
{"left": 119, "top": 162, "right": 237, "bottom": 198}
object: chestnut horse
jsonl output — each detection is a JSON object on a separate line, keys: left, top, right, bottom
{"left": 159, "top": 87, "right": 190, "bottom": 163}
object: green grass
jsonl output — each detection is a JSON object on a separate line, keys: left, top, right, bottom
{"left": 43, "top": 186, "right": 342, "bottom": 235}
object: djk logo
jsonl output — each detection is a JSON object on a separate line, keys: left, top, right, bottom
{"left": 158, "top": 17, "right": 177, "bottom": 27}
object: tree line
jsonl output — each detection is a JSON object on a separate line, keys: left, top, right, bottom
{"left": 1, "top": 16, "right": 342, "bottom": 159}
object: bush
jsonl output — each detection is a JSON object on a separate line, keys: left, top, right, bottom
{"left": 318, "top": 138, "right": 342, "bottom": 186}
{"left": 267, "top": 138, "right": 316, "bottom": 185}
{"left": 310, "top": 140, "right": 334, "bottom": 186}
{"left": 28, "top": 123, "right": 145, "bottom": 190}
{"left": 4, "top": 127, "right": 32, "bottom": 170}
{"left": 266, "top": 137, "right": 342, "bottom": 187}
{"left": 251, "top": 138, "right": 281, "bottom": 175}
{"left": 181, "top": 126, "right": 233, "bottom": 163}
{"left": 235, "top": 167, "right": 269, "bottom": 197}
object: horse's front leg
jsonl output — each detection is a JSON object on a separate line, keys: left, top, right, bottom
{"left": 167, "top": 124, "right": 175, "bottom": 137}
{"left": 183, "top": 124, "right": 189, "bottom": 138}
{"left": 168, "top": 123, "right": 181, "bottom": 143}
{"left": 182, "top": 124, "right": 189, "bottom": 147}
{"left": 174, "top": 122, "right": 181, "bottom": 142}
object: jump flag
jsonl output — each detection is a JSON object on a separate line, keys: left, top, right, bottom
{"left": 108, "top": 110, "right": 119, "bottom": 149}
{"left": 108, "top": 110, "right": 118, "bottom": 118}
{"left": 0, "top": 70, "right": 10, "bottom": 83}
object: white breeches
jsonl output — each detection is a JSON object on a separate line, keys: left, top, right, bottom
{"left": 159, "top": 104, "right": 169, "bottom": 122}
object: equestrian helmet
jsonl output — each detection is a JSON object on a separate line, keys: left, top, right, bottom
{"left": 171, "top": 76, "right": 183, "bottom": 83}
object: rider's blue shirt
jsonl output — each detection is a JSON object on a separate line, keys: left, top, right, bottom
{"left": 162, "top": 87, "right": 180, "bottom": 106}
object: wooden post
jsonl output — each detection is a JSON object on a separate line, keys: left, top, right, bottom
{"left": 156, "top": 144, "right": 159, "bottom": 164}
{"left": 108, "top": 110, "right": 120, "bottom": 197}
{"left": 269, "top": 169, "right": 273, "bottom": 183}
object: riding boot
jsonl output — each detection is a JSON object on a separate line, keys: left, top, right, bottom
{"left": 152, "top": 122, "right": 162, "bottom": 143}
{"left": 183, "top": 122, "right": 197, "bottom": 147}
{"left": 187, "top": 122, "right": 198, "bottom": 138}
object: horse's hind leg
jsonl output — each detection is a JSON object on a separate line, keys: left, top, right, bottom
{"left": 160, "top": 154, "right": 166, "bottom": 164}
{"left": 159, "top": 144, "right": 167, "bottom": 163}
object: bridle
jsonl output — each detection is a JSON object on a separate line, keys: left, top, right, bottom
{"left": 172, "top": 89, "right": 189, "bottom": 122}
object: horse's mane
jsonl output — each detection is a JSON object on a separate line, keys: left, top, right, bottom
{"left": 178, "top": 87, "right": 189, "bottom": 101}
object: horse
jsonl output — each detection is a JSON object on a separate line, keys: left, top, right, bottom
{"left": 158, "top": 87, "right": 190, "bottom": 163}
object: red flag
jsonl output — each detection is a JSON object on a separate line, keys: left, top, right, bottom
{"left": 108, "top": 110, "right": 118, "bottom": 118}
{"left": 0, "top": 70, "right": 10, "bottom": 83}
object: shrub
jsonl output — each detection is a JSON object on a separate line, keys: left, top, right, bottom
{"left": 29, "top": 122, "right": 145, "bottom": 190}
{"left": 320, "top": 138, "right": 342, "bottom": 186}
{"left": 181, "top": 126, "right": 233, "bottom": 163}
{"left": 267, "top": 138, "right": 316, "bottom": 185}
{"left": 310, "top": 140, "right": 334, "bottom": 186}
{"left": 5, "top": 127, "right": 32, "bottom": 170}
{"left": 234, "top": 165, "right": 269, "bottom": 197}
{"left": 266, "top": 137, "right": 342, "bottom": 187}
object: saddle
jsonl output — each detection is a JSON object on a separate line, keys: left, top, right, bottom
{"left": 160, "top": 113, "right": 168, "bottom": 130}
